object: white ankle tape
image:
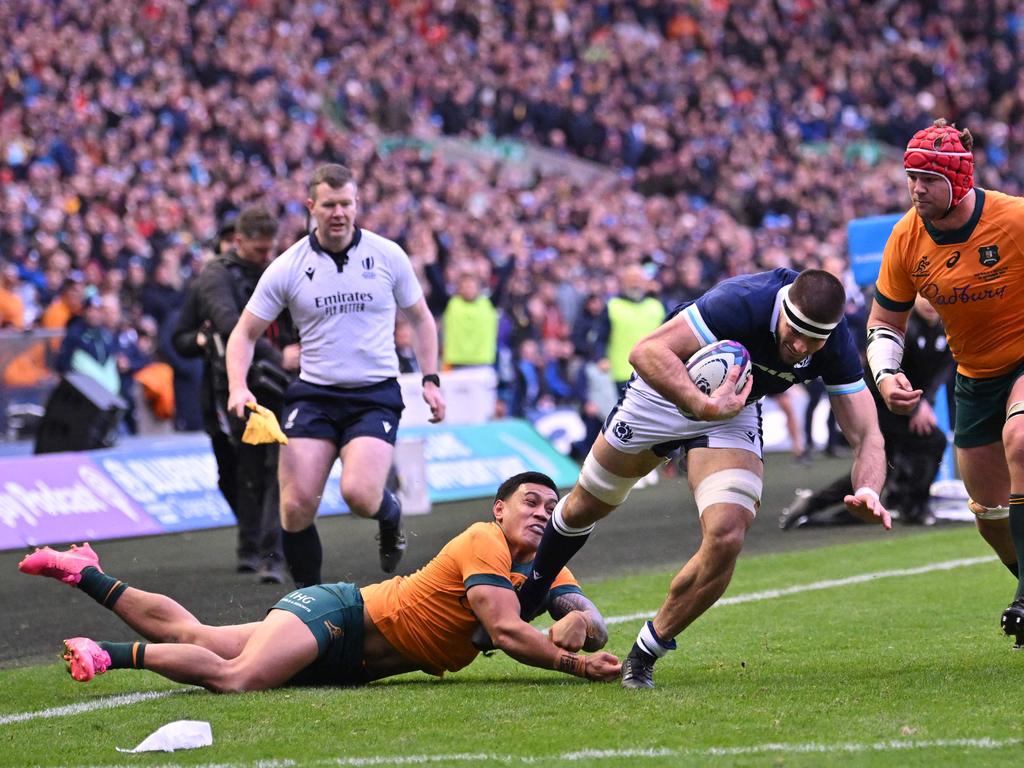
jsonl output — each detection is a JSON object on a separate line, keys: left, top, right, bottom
{"left": 552, "top": 496, "right": 595, "bottom": 537}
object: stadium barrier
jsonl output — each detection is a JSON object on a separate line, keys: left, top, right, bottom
{"left": 0, "top": 418, "right": 579, "bottom": 550}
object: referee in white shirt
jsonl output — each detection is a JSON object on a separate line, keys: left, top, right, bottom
{"left": 227, "top": 164, "right": 445, "bottom": 587}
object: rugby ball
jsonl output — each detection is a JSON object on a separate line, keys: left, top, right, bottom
{"left": 680, "top": 340, "right": 752, "bottom": 418}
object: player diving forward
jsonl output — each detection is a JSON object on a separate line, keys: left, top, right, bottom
{"left": 19, "top": 472, "right": 620, "bottom": 690}
{"left": 502, "top": 268, "right": 890, "bottom": 688}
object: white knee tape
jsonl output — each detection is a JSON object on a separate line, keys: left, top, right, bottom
{"left": 1007, "top": 401, "right": 1024, "bottom": 421}
{"left": 578, "top": 453, "right": 636, "bottom": 507}
{"left": 693, "top": 469, "right": 762, "bottom": 517}
{"left": 968, "top": 498, "right": 1010, "bottom": 521}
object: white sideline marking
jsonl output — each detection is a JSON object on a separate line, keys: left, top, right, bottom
{"left": 605, "top": 555, "right": 996, "bottom": 625}
{"left": 0, "top": 689, "right": 185, "bottom": 725}
{"left": 58, "top": 737, "right": 1024, "bottom": 767}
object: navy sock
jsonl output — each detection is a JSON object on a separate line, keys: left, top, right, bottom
{"left": 629, "top": 642, "right": 657, "bottom": 663}
{"left": 1006, "top": 561, "right": 1019, "bottom": 579}
{"left": 282, "top": 525, "right": 322, "bottom": 588}
{"left": 98, "top": 641, "right": 146, "bottom": 669}
{"left": 78, "top": 566, "right": 128, "bottom": 608}
{"left": 517, "top": 518, "right": 591, "bottom": 619}
{"left": 1010, "top": 495, "right": 1024, "bottom": 600}
{"left": 374, "top": 489, "right": 401, "bottom": 529}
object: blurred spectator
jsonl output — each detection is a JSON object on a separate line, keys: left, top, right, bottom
{"left": 605, "top": 264, "right": 665, "bottom": 394}
{"left": 0, "top": 259, "right": 26, "bottom": 329}
{"left": 130, "top": 315, "right": 176, "bottom": 435}
{"left": 395, "top": 317, "right": 420, "bottom": 374}
{"left": 570, "top": 294, "right": 609, "bottom": 365}
{"left": 436, "top": 268, "right": 503, "bottom": 370}
{"left": 54, "top": 288, "right": 119, "bottom": 395}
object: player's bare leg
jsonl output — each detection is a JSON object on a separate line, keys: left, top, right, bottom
{"left": 67, "top": 610, "right": 318, "bottom": 692}
{"left": 958, "top": 443, "right": 1015, "bottom": 566}
{"left": 110, "top": 588, "right": 258, "bottom": 659}
{"left": 622, "top": 448, "right": 760, "bottom": 688}
{"left": 19, "top": 543, "right": 261, "bottom": 660}
{"left": 652, "top": 503, "right": 753, "bottom": 640}
{"left": 996, "top": 381, "right": 1024, "bottom": 646}
{"left": 141, "top": 610, "right": 318, "bottom": 691}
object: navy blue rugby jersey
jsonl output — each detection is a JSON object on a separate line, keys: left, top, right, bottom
{"left": 670, "top": 268, "right": 865, "bottom": 401}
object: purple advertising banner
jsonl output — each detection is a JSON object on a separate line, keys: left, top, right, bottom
{"left": 0, "top": 454, "right": 161, "bottom": 549}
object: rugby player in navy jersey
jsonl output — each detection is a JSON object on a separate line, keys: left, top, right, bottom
{"left": 503, "top": 268, "right": 890, "bottom": 688}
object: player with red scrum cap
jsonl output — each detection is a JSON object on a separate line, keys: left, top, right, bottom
{"left": 868, "top": 118, "right": 1024, "bottom": 648}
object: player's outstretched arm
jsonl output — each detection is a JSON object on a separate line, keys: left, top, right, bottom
{"left": 546, "top": 591, "right": 608, "bottom": 652}
{"left": 467, "top": 583, "right": 620, "bottom": 681}
{"left": 830, "top": 388, "right": 892, "bottom": 530}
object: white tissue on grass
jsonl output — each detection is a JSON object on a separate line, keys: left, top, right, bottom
{"left": 115, "top": 720, "right": 212, "bottom": 753}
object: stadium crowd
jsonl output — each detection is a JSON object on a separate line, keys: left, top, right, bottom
{"left": 2, "top": 0, "right": 1022, "bottom": 434}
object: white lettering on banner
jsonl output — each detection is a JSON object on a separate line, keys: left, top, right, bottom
{"left": 427, "top": 458, "right": 527, "bottom": 490}
{"left": 0, "top": 468, "right": 139, "bottom": 528}
{"left": 101, "top": 455, "right": 219, "bottom": 502}
{"left": 78, "top": 465, "right": 141, "bottom": 522}
{"left": 423, "top": 432, "right": 474, "bottom": 461}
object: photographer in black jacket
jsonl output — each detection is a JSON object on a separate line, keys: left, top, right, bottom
{"left": 173, "top": 207, "right": 298, "bottom": 582}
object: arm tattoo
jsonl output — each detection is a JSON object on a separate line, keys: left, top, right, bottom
{"left": 548, "top": 592, "right": 609, "bottom": 652}
{"left": 555, "top": 651, "right": 587, "bottom": 678}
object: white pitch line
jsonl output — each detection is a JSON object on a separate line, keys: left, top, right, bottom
{"left": 604, "top": 555, "right": 996, "bottom": 625}
{"left": 57, "top": 736, "right": 1024, "bottom": 768}
{"left": 0, "top": 688, "right": 187, "bottom": 726}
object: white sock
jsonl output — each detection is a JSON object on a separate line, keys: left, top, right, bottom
{"left": 636, "top": 620, "right": 675, "bottom": 658}
{"left": 551, "top": 496, "right": 595, "bottom": 537}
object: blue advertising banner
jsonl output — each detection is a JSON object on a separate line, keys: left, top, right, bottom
{"left": 847, "top": 212, "right": 903, "bottom": 286}
{"left": 403, "top": 419, "right": 581, "bottom": 502}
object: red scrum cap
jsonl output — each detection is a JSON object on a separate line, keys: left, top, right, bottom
{"left": 903, "top": 121, "right": 974, "bottom": 212}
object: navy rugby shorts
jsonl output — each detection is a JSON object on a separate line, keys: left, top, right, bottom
{"left": 280, "top": 378, "right": 405, "bottom": 448}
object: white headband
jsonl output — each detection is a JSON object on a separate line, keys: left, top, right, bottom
{"left": 780, "top": 285, "right": 838, "bottom": 340}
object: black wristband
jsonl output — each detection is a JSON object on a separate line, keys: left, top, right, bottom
{"left": 422, "top": 373, "right": 441, "bottom": 388}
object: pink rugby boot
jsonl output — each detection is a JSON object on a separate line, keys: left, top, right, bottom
{"left": 62, "top": 637, "right": 111, "bottom": 682}
{"left": 18, "top": 543, "right": 102, "bottom": 585}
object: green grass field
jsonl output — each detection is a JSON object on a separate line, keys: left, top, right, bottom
{"left": 2, "top": 526, "right": 1020, "bottom": 767}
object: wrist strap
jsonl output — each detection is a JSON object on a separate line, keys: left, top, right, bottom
{"left": 421, "top": 373, "right": 440, "bottom": 388}
{"left": 854, "top": 487, "right": 880, "bottom": 500}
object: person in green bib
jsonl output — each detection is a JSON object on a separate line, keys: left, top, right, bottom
{"left": 606, "top": 264, "right": 665, "bottom": 394}
{"left": 441, "top": 270, "right": 499, "bottom": 369}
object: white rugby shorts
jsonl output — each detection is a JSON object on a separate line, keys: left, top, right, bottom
{"left": 602, "top": 376, "right": 763, "bottom": 458}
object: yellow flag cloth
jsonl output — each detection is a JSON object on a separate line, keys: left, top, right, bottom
{"left": 241, "top": 402, "right": 288, "bottom": 445}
